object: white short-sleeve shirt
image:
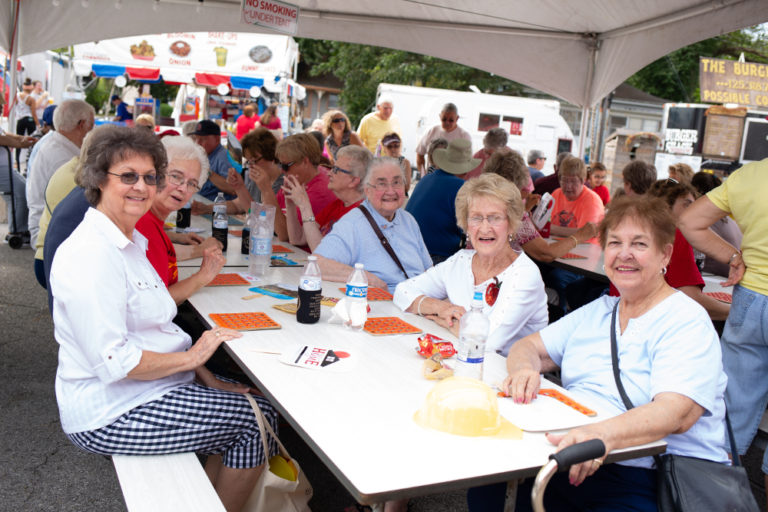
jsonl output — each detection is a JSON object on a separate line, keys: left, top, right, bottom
{"left": 540, "top": 292, "right": 729, "bottom": 468}
{"left": 394, "top": 249, "right": 548, "bottom": 355}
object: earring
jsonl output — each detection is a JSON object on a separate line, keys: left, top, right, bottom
{"left": 602, "top": 265, "right": 605, "bottom": 271}
{"left": 661, "top": 267, "right": 667, "bottom": 275}
{"left": 508, "top": 234, "right": 514, "bottom": 245}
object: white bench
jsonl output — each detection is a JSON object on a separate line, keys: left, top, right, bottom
{"left": 112, "top": 453, "right": 226, "bottom": 512}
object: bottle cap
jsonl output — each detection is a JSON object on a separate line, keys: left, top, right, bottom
{"left": 308, "top": 255, "right": 317, "bottom": 261}
{"left": 473, "top": 291, "right": 483, "bottom": 301}
{"left": 354, "top": 263, "right": 364, "bottom": 269}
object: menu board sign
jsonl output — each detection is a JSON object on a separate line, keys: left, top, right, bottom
{"left": 700, "top": 57, "right": 768, "bottom": 108}
{"left": 702, "top": 113, "right": 745, "bottom": 160}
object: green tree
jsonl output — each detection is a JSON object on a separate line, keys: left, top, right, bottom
{"left": 627, "top": 27, "right": 768, "bottom": 102}
{"left": 297, "top": 39, "right": 523, "bottom": 125}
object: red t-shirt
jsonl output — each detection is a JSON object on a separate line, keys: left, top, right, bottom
{"left": 592, "top": 185, "right": 610, "bottom": 205}
{"left": 277, "top": 168, "right": 337, "bottom": 223}
{"left": 135, "top": 211, "right": 178, "bottom": 287}
{"left": 316, "top": 198, "right": 363, "bottom": 235}
{"left": 609, "top": 229, "right": 704, "bottom": 296}
{"left": 235, "top": 114, "right": 259, "bottom": 140}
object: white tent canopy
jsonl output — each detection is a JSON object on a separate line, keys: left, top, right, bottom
{"left": 2, "top": 0, "right": 767, "bottom": 107}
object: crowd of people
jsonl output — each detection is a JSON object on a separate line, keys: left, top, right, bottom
{"left": 3, "top": 87, "right": 765, "bottom": 512}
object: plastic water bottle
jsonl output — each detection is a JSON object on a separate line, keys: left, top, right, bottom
{"left": 176, "top": 200, "right": 191, "bottom": 231}
{"left": 345, "top": 263, "right": 368, "bottom": 331}
{"left": 249, "top": 210, "right": 272, "bottom": 276}
{"left": 455, "top": 291, "right": 489, "bottom": 380}
{"left": 241, "top": 208, "right": 252, "bottom": 256}
{"left": 297, "top": 255, "right": 322, "bottom": 324}
{"left": 212, "top": 192, "right": 228, "bottom": 251}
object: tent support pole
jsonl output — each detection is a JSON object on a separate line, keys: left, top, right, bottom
{"left": 578, "top": 34, "right": 600, "bottom": 158}
{"left": 7, "top": 0, "right": 20, "bottom": 133}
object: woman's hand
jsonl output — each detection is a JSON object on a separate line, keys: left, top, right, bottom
{"left": 173, "top": 232, "right": 204, "bottom": 245}
{"left": 281, "top": 175, "right": 311, "bottom": 210}
{"left": 248, "top": 163, "right": 274, "bottom": 192}
{"left": 367, "top": 273, "right": 388, "bottom": 291}
{"left": 188, "top": 327, "right": 242, "bottom": 368}
{"left": 432, "top": 301, "right": 465, "bottom": 330}
{"left": 197, "top": 245, "right": 226, "bottom": 283}
{"left": 195, "top": 366, "right": 250, "bottom": 394}
{"left": 724, "top": 252, "right": 746, "bottom": 287}
{"left": 525, "top": 193, "right": 541, "bottom": 213}
{"left": 546, "top": 425, "right": 610, "bottom": 486}
{"left": 191, "top": 200, "right": 212, "bottom": 215}
{"left": 574, "top": 222, "right": 597, "bottom": 243}
{"left": 227, "top": 168, "right": 246, "bottom": 191}
{"left": 501, "top": 368, "right": 541, "bottom": 404}
{"left": 199, "top": 236, "right": 222, "bottom": 252}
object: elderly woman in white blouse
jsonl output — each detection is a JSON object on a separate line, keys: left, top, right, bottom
{"left": 393, "top": 173, "right": 548, "bottom": 355}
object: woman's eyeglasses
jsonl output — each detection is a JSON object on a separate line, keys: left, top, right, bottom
{"left": 467, "top": 214, "right": 506, "bottom": 227}
{"left": 385, "top": 143, "right": 401, "bottom": 149}
{"left": 166, "top": 171, "right": 200, "bottom": 192}
{"left": 368, "top": 178, "right": 404, "bottom": 191}
{"left": 485, "top": 277, "right": 502, "bottom": 306}
{"left": 245, "top": 156, "right": 263, "bottom": 167}
{"left": 107, "top": 171, "right": 159, "bottom": 186}
{"left": 331, "top": 165, "right": 353, "bottom": 175}
{"left": 280, "top": 161, "right": 296, "bottom": 172}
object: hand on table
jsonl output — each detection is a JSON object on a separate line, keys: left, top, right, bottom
{"left": 432, "top": 301, "right": 465, "bottom": 330}
{"left": 199, "top": 236, "right": 222, "bottom": 252}
{"left": 367, "top": 273, "right": 388, "bottom": 291}
{"left": 173, "top": 231, "right": 204, "bottom": 245}
{"left": 189, "top": 327, "right": 242, "bottom": 367}
{"left": 501, "top": 369, "right": 541, "bottom": 404}
{"left": 546, "top": 425, "right": 609, "bottom": 486}
{"left": 191, "top": 200, "right": 212, "bottom": 215}
{"left": 198, "top": 245, "right": 226, "bottom": 283}
{"left": 574, "top": 222, "right": 597, "bottom": 242}
{"left": 281, "top": 175, "right": 311, "bottom": 210}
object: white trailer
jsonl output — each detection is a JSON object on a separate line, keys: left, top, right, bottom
{"left": 376, "top": 83, "right": 576, "bottom": 175}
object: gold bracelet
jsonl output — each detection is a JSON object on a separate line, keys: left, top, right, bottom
{"left": 569, "top": 235, "right": 579, "bottom": 245}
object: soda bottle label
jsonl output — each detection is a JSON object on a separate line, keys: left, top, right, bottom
{"left": 460, "top": 355, "right": 484, "bottom": 364}
{"left": 300, "top": 278, "right": 321, "bottom": 291}
{"left": 213, "top": 218, "right": 228, "bottom": 229}
{"left": 251, "top": 238, "right": 272, "bottom": 256}
{"left": 346, "top": 284, "right": 367, "bottom": 299}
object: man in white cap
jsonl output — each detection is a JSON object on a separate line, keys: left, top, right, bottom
{"left": 357, "top": 95, "right": 401, "bottom": 154}
{"left": 406, "top": 138, "right": 479, "bottom": 264}
{"left": 415, "top": 103, "right": 471, "bottom": 177}
{"left": 527, "top": 149, "right": 547, "bottom": 182}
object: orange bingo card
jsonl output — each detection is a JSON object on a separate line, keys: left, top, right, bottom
{"left": 338, "top": 287, "right": 393, "bottom": 301}
{"left": 560, "top": 252, "right": 587, "bottom": 260}
{"left": 271, "top": 244, "right": 293, "bottom": 254}
{"left": 363, "top": 317, "right": 422, "bottom": 336}
{"left": 705, "top": 291, "right": 732, "bottom": 304}
{"left": 208, "top": 312, "right": 281, "bottom": 331}
{"left": 206, "top": 273, "right": 250, "bottom": 286}
{"left": 538, "top": 388, "right": 597, "bottom": 417}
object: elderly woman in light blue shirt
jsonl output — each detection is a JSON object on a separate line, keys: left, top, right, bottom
{"left": 314, "top": 157, "right": 432, "bottom": 293}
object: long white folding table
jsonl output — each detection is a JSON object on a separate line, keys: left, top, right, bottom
{"left": 181, "top": 265, "right": 665, "bottom": 508}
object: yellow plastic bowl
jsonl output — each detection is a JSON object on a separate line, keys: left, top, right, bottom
{"left": 269, "top": 455, "right": 297, "bottom": 481}
{"left": 414, "top": 377, "right": 503, "bottom": 437}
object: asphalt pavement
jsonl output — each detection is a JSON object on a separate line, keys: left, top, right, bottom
{"left": 0, "top": 220, "right": 765, "bottom": 512}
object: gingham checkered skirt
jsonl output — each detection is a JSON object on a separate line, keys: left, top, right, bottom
{"left": 67, "top": 382, "right": 279, "bottom": 469}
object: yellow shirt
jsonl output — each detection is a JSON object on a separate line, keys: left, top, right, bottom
{"left": 707, "top": 159, "right": 768, "bottom": 295}
{"left": 357, "top": 112, "right": 401, "bottom": 153}
{"left": 34, "top": 157, "right": 79, "bottom": 260}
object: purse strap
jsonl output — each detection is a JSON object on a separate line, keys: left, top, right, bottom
{"left": 358, "top": 205, "right": 408, "bottom": 279}
{"left": 609, "top": 301, "right": 743, "bottom": 467}
{"left": 245, "top": 393, "right": 291, "bottom": 461}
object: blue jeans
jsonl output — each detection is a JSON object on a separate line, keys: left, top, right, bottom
{"left": 720, "top": 284, "right": 768, "bottom": 472}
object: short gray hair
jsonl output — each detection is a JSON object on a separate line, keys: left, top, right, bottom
{"left": 483, "top": 128, "right": 508, "bottom": 150}
{"left": 161, "top": 135, "right": 210, "bottom": 186}
{"left": 364, "top": 157, "right": 404, "bottom": 186}
{"left": 377, "top": 94, "right": 394, "bottom": 107}
{"left": 54, "top": 99, "right": 95, "bottom": 132}
{"left": 336, "top": 145, "right": 372, "bottom": 192}
{"left": 441, "top": 103, "right": 458, "bottom": 114}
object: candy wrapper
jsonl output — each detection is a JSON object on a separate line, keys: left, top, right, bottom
{"left": 416, "top": 333, "right": 457, "bottom": 358}
{"left": 422, "top": 353, "right": 453, "bottom": 380}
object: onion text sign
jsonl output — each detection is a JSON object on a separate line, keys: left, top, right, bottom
{"left": 700, "top": 57, "right": 768, "bottom": 107}
{"left": 241, "top": 0, "right": 299, "bottom": 35}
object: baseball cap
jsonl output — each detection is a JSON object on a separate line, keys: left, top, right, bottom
{"left": 110, "top": 94, "right": 120, "bottom": 101}
{"left": 189, "top": 120, "right": 221, "bottom": 137}
{"left": 42, "top": 105, "right": 57, "bottom": 129}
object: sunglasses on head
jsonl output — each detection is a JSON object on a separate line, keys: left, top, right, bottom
{"left": 331, "top": 118, "right": 345, "bottom": 124}
{"left": 107, "top": 171, "right": 159, "bottom": 186}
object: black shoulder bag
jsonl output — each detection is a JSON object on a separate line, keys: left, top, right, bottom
{"left": 609, "top": 302, "right": 758, "bottom": 512}
{"left": 358, "top": 205, "right": 408, "bottom": 280}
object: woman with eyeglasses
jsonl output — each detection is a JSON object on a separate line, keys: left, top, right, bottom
{"left": 282, "top": 145, "right": 370, "bottom": 252}
{"left": 379, "top": 131, "right": 412, "bottom": 194}
{"left": 135, "top": 136, "right": 225, "bottom": 304}
{"left": 49, "top": 126, "right": 278, "bottom": 512}
{"left": 394, "top": 173, "right": 548, "bottom": 355}
{"left": 322, "top": 109, "right": 364, "bottom": 164}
